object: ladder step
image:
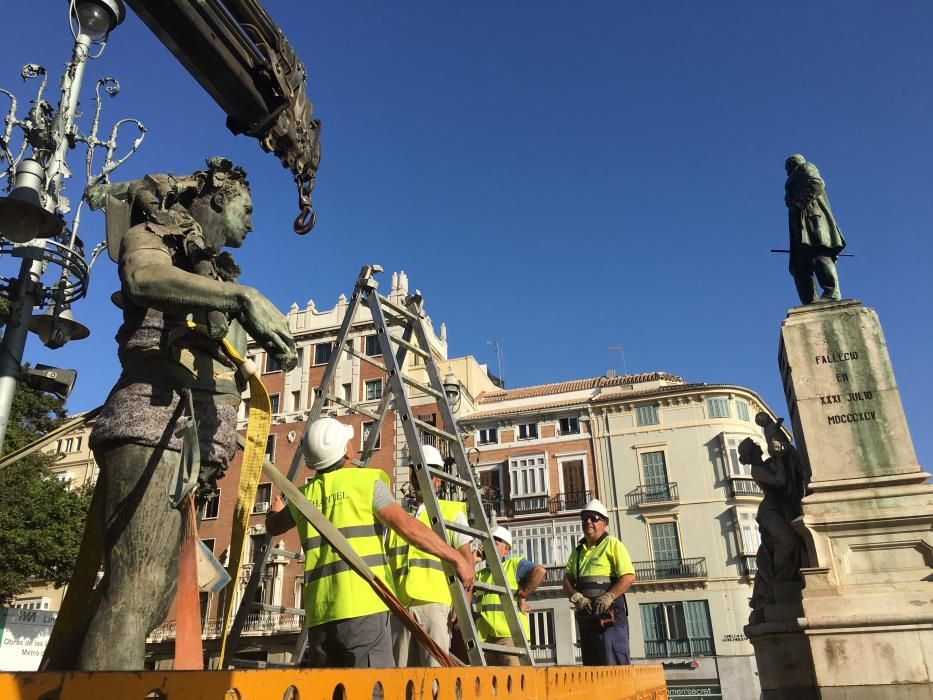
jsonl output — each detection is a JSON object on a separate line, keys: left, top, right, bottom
{"left": 426, "top": 466, "right": 472, "bottom": 489}
{"left": 374, "top": 294, "right": 419, "bottom": 323}
{"left": 325, "top": 392, "right": 381, "bottom": 421}
{"left": 412, "top": 417, "right": 457, "bottom": 443}
{"left": 473, "top": 580, "right": 510, "bottom": 595}
{"left": 249, "top": 602, "right": 305, "bottom": 616}
{"left": 350, "top": 458, "right": 367, "bottom": 468}
{"left": 444, "top": 520, "right": 490, "bottom": 541}
{"left": 400, "top": 374, "right": 443, "bottom": 400}
{"left": 270, "top": 547, "right": 304, "bottom": 562}
{"left": 480, "top": 642, "right": 529, "bottom": 657}
{"left": 390, "top": 333, "right": 429, "bottom": 359}
{"left": 230, "top": 658, "right": 296, "bottom": 669}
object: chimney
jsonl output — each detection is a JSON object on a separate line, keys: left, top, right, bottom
{"left": 606, "top": 369, "right": 617, "bottom": 378}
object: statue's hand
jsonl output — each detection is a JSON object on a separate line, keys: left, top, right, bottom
{"left": 237, "top": 287, "right": 298, "bottom": 371}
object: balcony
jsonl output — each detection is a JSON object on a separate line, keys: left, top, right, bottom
{"left": 726, "top": 477, "right": 762, "bottom": 498}
{"left": 508, "top": 490, "right": 592, "bottom": 517}
{"left": 644, "top": 636, "right": 715, "bottom": 659}
{"left": 738, "top": 554, "right": 758, "bottom": 577}
{"left": 625, "top": 483, "right": 679, "bottom": 508}
{"left": 530, "top": 646, "right": 557, "bottom": 665}
{"left": 633, "top": 557, "right": 707, "bottom": 583}
{"left": 540, "top": 565, "right": 566, "bottom": 588}
{"left": 148, "top": 612, "right": 302, "bottom": 643}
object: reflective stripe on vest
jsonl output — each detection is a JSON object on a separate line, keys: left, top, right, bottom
{"left": 387, "top": 499, "right": 467, "bottom": 606}
{"left": 576, "top": 575, "right": 613, "bottom": 599}
{"left": 475, "top": 557, "right": 530, "bottom": 641}
{"left": 287, "top": 467, "right": 396, "bottom": 626}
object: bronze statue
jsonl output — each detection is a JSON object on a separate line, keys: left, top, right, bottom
{"left": 59, "top": 158, "right": 297, "bottom": 670}
{"left": 738, "top": 436, "right": 808, "bottom": 624}
{"left": 784, "top": 154, "right": 846, "bottom": 304}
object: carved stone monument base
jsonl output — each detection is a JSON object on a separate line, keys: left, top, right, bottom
{"left": 746, "top": 300, "right": 933, "bottom": 699}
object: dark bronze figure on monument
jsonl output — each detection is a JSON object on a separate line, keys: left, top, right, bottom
{"left": 784, "top": 154, "right": 846, "bottom": 305}
{"left": 44, "top": 157, "right": 297, "bottom": 671}
{"left": 738, "top": 432, "right": 809, "bottom": 624}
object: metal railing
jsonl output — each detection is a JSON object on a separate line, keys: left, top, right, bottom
{"left": 738, "top": 554, "right": 758, "bottom": 576}
{"left": 541, "top": 565, "right": 566, "bottom": 587}
{"left": 530, "top": 646, "right": 557, "bottom": 664}
{"left": 727, "top": 477, "right": 763, "bottom": 497}
{"left": 508, "top": 490, "right": 591, "bottom": 517}
{"left": 148, "top": 612, "right": 302, "bottom": 642}
{"left": 625, "top": 483, "right": 679, "bottom": 507}
{"left": 644, "top": 636, "right": 715, "bottom": 658}
{"left": 633, "top": 557, "right": 707, "bottom": 582}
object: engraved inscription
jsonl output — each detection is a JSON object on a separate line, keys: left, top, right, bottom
{"left": 815, "top": 351, "right": 859, "bottom": 364}
{"left": 827, "top": 410, "right": 876, "bottom": 426}
{"left": 814, "top": 351, "right": 881, "bottom": 428}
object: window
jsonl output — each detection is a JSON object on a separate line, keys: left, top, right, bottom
{"left": 291, "top": 391, "right": 302, "bottom": 412}
{"left": 265, "top": 435, "right": 275, "bottom": 462}
{"left": 528, "top": 609, "right": 556, "bottom": 648}
{"left": 640, "top": 601, "right": 715, "bottom": 658}
{"left": 364, "top": 334, "right": 380, "bottom": 356}
{"left": 736, "top": 510, "right": 761, "bottom": 554}
{"left": 362, "top": 421, "right": 381, "bottom": 450}
{"left": 342, "top": 383, "right": 352, "bottom": 402}
{"left": 512, "top": 520, "right": 582, "bottom": 567}
{"left": 202, "top": 538, "right": 215, "bottom": 554}
{"left": 253, "top": 483, "right": 272, "bottom": 513}
{"left": 559, "top": 416, "right": 580, "bottom": 435}
{"left": 478, "top": 427, "right": 498, "bottom": 445}
{"left": 313, "top": 342, "right": 334, "bottom": 365}
{"left": 365, "top": 379, "right": 383, "bottom": 401}
{"left": 264, "top": 353, "right": 282, "bottom": 373}
{"left": 517, "top": 423, "right": 538, "bottom": 440}
{"left": 635, "top": 405, "right": 659, "bottom": 426}
{"left": 707, "top": 397, "right": 731, "bottom": 419}
{"left": 249, "top": 534, "right": 266, "bottom": 564}
{"left": 650, "top": 522, "right": 682, "bottom": 563}
{"left": 202, "top": 491, "right": 220, "bottom": 519}
{"left": 62, "top": 437, "right": 74, "bottom": 453}
{"left": 57, "top": 472, "right": 74, "bottom": 484}
{"left": 508, "top": 454, "right": 547, "bottom": 497}
{"left": 269, "top": 394, "right": 280, "bottom": 414}
{"left": 736, "top": 399, "right": 750, "bottom": 421}
{"left": 723, "top": 435, "right": 752, "bottom": 477}
{"left": 641, "top": 451, "right": 670, "bottom": 501}
{"left": 560, "top": 458, "right": 586, "bottom": 496}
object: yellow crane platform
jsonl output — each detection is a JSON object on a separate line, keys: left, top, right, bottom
{"left": 1, "top": 665, "right": 667, "bottom": 699}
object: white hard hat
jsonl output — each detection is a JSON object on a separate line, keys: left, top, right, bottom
{"left": 419, "top": 444, "right": 444, "bottom": 467}
{"left": 302, "top": 418, "right": 354, "bottom": 470}
{"left": 491, "top": 525, "right": 512, "bottom": 547}
{"left": 581, "top": 498, "right": 609, "bottom": 519}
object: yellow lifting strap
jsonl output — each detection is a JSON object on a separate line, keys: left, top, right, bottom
{"left": 191, "top": 322, "right": 274, "bottom": 665}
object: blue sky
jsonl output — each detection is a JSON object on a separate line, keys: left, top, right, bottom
{"left": 2, "top": 2, "right": 931, "bottom": 467}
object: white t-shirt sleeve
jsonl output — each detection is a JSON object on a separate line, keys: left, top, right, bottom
{"left": 450, "top": 508, "right": 472, "bottom": 549}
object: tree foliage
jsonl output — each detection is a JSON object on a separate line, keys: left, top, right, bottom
{"left": 0, "top": 360, "right": 91, "bottom": 605}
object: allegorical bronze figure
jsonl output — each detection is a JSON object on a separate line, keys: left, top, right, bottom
{"left": 49, "top": 158, "right": 297, "bottom": 670}
{"left": 784, "top": 154, "right": 846, "bottom": 304}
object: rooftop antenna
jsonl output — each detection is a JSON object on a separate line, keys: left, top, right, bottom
{"left": 486, "top": 339, "right": 504, "bottom": 388}
{"left": 609, "top": 345, "right": 628, "bottom": 375}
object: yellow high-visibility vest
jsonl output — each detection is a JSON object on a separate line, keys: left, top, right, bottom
{"left": 287, "top": 467, "right": 396, "bottom": 626}
{"left": 475, "top": 557, "right": 530, "bottom": 640}
{"left": 387, "top": 499, "right": 467, "bottom": 606}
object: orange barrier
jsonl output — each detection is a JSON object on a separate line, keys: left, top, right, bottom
{"left": 0, "top": 665, "right": 667, "bottom": 699}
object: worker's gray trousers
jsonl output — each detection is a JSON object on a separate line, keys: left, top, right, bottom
{"left": 392, "top": 602, "right": 451, "bottom": 667}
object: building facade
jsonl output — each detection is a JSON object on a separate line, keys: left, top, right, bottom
{"left": 458, "top": 373, "right": 772, "bottom": 700}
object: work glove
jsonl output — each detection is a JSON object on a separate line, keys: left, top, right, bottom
{"left": 570, "top": 592, "right": 592, "bottom": 614}
{"left": 593, "top": 592, "right": 615, "bottom": 615}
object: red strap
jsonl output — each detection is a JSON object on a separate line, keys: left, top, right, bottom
{"left": 173, "top": 495, "right": 204, "bottom": 670}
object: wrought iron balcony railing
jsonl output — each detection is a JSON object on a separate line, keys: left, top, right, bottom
{"left": 625, "top": 482, "right": 679, "bottom": 507}
{"left": 726, "top": 477, "right": 763, "bottom": 498}
{"left": 530, "top": 646, "right": 557, "bottom": 664}
{"left": 508, "top": 490, "right": 592, "bottom": 517}
{"left": 633, "top": 557, "right": 707, "bottom": 582}
{"left": 644, "top": 636, "right": 715, "bottom": 659}
{"left": 511, "top": 495, "right": 550, "bottom": 515}
{"left": 540, "top": 565, "right": 566, "bottom": 587}
{"left": 738, "top": 554, "right": 758, "bottom": 577}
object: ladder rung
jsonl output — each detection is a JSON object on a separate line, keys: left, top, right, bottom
{"left": 326, "top": 393, "right": 381, "bottom": 421}
{"left": 270, "top": 547, "right": 304, "bottom": 562}
{"left": 400, "top": 373, "right": 443, "bottom": 400}
{"left": 390, "top": 333, "right": 428, "bottom": 359}
{"left": 481, "top": 642, "right": 529, "bottom": 657}
{"left": 426, "top": 466, "right": 472, "bottom": 489}
{"left": 444, "top": 520, "right": 489, "bottom": 541}
{"left": 230, "top": 658, "right": 295, "bottom": 669}
{"left": 249, "top": 602, "right": 305, "bottom": 616}
{"left": 350, "top": 458, "right": 367, "bottom": 468}
{"left": 374, "top": 293, "right": 419, "bottom": 322}
{"left": 412, "top": 417, "right": 457, "bottom": 443}
{"left": 473, "top": 580, "right": 509, "bottom": 595}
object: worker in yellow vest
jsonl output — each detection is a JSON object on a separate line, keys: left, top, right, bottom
{"left": 387, "top": 444, "right": 474, "bottom": 667}
{"left": 266, "top": 418, "right": 474, "bottom": 668}
{"left": 474, "top": 526, "right": 545, "bottom": 666}
{"left": 562, "top": 498, "right": 636, "bottom": 665}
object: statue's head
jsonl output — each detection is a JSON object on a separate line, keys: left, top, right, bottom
{"left": 785, "top": 154, "right": 806, "bottom": 175}
{"left": 754, "top": 411, "right": 773, "bottom": 428}
{"left": 183, "top": 157, "right": 253, "bottom": 251}
{"left": 737, "top": 437, "right": 763, "bottom": 466}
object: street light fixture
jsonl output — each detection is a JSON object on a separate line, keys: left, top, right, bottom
{"left": 0, "top": 0, "right": 140, "bottom": 450}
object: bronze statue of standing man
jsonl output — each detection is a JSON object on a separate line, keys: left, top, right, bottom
{"left": 784, "top": 154, "right": 846, "bottom": 304}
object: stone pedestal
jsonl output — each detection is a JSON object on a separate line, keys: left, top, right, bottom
{"left": 747, "top": 300, "right": 933, "bottom": 700}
